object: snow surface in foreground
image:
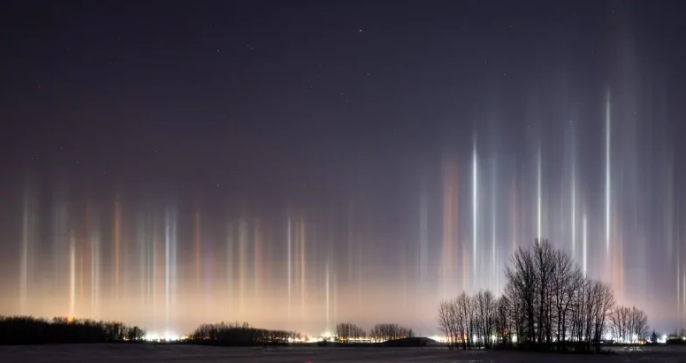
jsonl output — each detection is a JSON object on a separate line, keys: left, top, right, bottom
{"left": 1, "top": 344, "right": 686, "bottom": 363}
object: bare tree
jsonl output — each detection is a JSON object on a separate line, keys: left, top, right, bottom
{"left": 504, "top": 240, "right": 540, "bottom": 346}
{"left": 629, "top": 306, "right": 649, "bottom": 342}
{"left": 464, "top": 292, "right": 476, "bottom": 349}
{"left": 474, "top": 290, "right": 496, "bottom": 348}
{"left": 456, "top": 292, "right": 470, "bottom": 349}
{"left": 493, "top": 296, "right": 511, "bottom": 345}
{"left": 503, "top": 281, "right": 525, "bottom": 345}
{"left": 532, "top": 240, "right": 556, "bottom": 346}
{"left": 437, "top": 299, "right": 459, "bottom": 350}
{"left": 550, "top": 249, "right": 583, "bottom": 350}
{"left": 589, "top": 280, "right": 614, "bottom": 352}
{"left": 563, "top": 267, "right": 584, "bottom": 348}
{"left": 610, "top": 306, "right": 630, "bottom": 342}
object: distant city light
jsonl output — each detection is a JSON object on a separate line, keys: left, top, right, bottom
{"left": 429, "top": 335, "right": 446, "bottom": 343}
{"left": 143, "top": 332, "right": 182, "bottom": 342}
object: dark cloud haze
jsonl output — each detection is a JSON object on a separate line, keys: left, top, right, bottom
{"left": 1, "top": 0, "right": 685, "bottom": 337}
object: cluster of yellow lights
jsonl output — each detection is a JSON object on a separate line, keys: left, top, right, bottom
{"left": 287, "top": 336, "right": 321, "bottom": 344}
{"left": 142, "top": 332, "right": 184, "bottom": 342}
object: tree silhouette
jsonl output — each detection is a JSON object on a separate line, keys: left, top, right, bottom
{"left": 369, "top": 323, "right": 414, "bottom": 342}
{"left": 439, "top": 239, "right": 650, "bottom": 353}
{"left": 189, "top": 321, "right": 299, "bottom": 346}
{"left": 335, "top": 322, "right": 366, "bottom": 343}
{"left": 0, "top": 316, "right": 144, "bottom": 344}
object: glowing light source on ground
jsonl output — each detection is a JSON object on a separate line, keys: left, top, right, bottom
{"left": 429, "top": 335, "right": 446, "bottom": 343}
{"left": 143, "top": 332, "right": 182, "bottom": 342}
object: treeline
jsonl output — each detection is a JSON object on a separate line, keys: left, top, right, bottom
{"left": 438, "top": 240, "right": 650, "bottom": 353}
{"left": 189, "top": 322, "right": 300, "bottom": 346}
{"left": 369, "top": 323, "right": 414, "bottom": 342}
{"left": 335, "top": 322, "right": 366, "bottom": 342}
{"left": 665, "top": 329, "right": 686, "bottom": 344}
{"left": 609, "top": 306, "right": 649, "bottom": 343}
{"left": 334, "top": 322, "right": 414, "bottom": 343}
{"left": 0, "top": 316, "right": 144, "bottom": 345}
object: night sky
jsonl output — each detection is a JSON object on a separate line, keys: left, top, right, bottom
{"left": 2, "top": 0, "right": 686, "bottom": 337}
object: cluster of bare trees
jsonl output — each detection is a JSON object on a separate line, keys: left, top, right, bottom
{"left": 609, "top": 306, "right": 649, "bottom": 343}
{"left": 335, "top": 322, "right": 366, "bottom": 342}
{"left": 0, "top": 316, "right": 144, "bottom": 344}
{"left": 369, "top": 323, "right": 414, "bottom": 342}
{"left": 438, "top": 240, "right": 649, "bottom": 352}
{"left": 505, "top": 240, "right": 619, "bottom": 351}
{"left": 333, "top": 322, "right": 414, "bottom": 343}
{"left": 438, "top": 290, "right": 502, "bottom": 350}
{"left": 190, "top": 321, "right": 300, "bottom": 346}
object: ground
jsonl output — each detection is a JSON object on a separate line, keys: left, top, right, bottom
{"left": 1, "top": 344, "right": 686, "bottom": 363}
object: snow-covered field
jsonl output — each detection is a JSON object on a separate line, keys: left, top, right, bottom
{"left": 2, "top": 344, "right": 686, "bottom": 363}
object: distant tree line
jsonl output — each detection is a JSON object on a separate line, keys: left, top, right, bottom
{"left": 189, "top": 321, "right": 300, "bottom": 346}
{"left": 663, "top": 328, "right": 686, "bottom": 344}
{"left": 369, "top": 323, "right": 414, "bottom": 342}
{"left": 0, "top": 316, "right": 144, "bottom": 345}
{"left": 335, "top": 322, "right": 366, "bottom": 343}
{"left": 438, "top": 240, "right": 650, "bottom": 353}
{"left": 333, "top": 322, "right": 414, "bottom": 343}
